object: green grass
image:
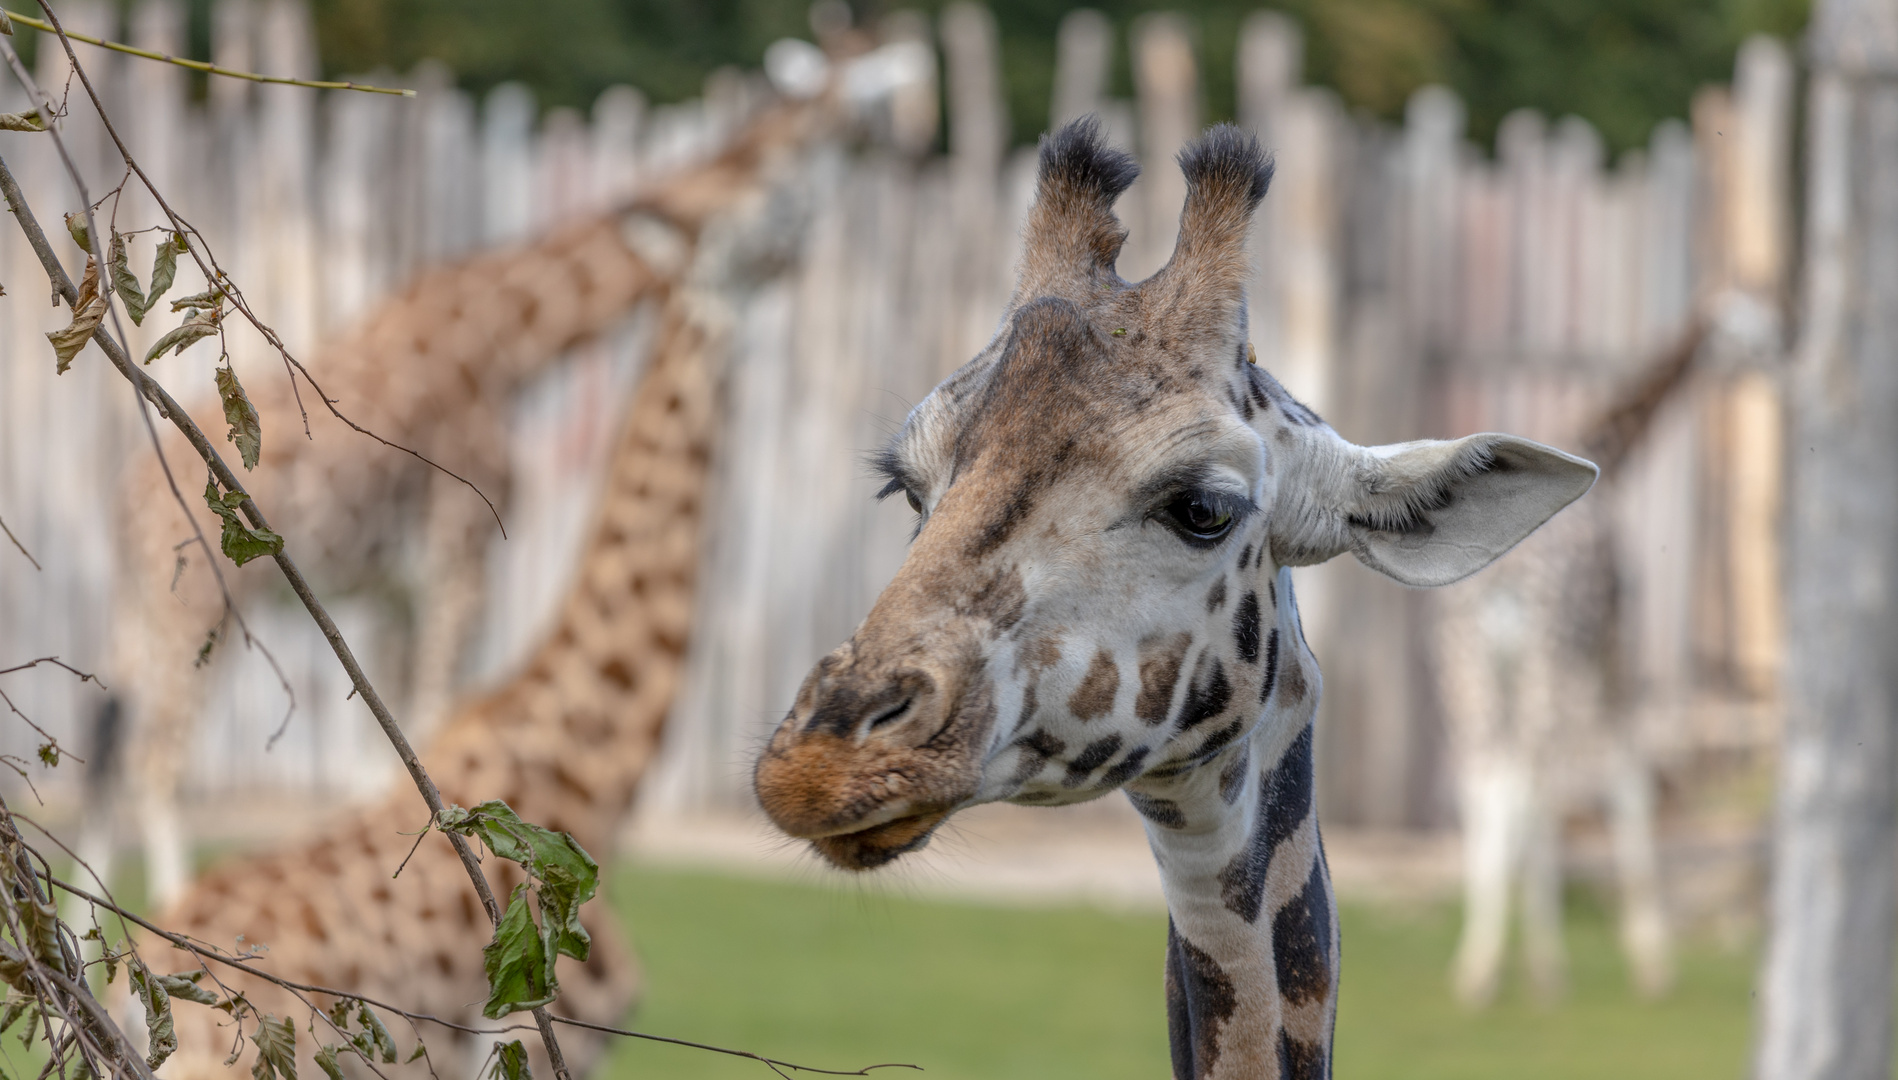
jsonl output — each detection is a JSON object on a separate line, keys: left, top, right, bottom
{"left": 602, "top": 865, "right": 1758, "bottom": 1080}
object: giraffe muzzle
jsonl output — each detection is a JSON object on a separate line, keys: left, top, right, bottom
{"left": 754, "top": 648, "right": 995, "bottom": 870}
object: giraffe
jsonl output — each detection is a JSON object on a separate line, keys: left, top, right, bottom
{"left": 95, "top": 96, "right": 808, "bottom": 911}
{"left": 145, "top": 96, "right": 820, "bottom": 1080}
{"left": 1436, "top": 323, "right": 1705, "bottom": 1006}
{"left": 751, "top": 117, "right": 1598, "bottom": 1079}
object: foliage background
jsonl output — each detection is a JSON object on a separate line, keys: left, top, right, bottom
{"left": 281, "top": 0, "right": 1816, "bottom": 154}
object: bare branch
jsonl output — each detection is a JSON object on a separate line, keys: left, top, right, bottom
{"left": 0, "top": 513, "right": 39, "bottom": 571}
{"left": 1, "top": 8, "right": 413, "bottom": 95}
{"left": 549, "top": 1017, "right": 923, "bottom": 1077}
{"left": 0, "top": 657, "right": 105, "bottom": 688}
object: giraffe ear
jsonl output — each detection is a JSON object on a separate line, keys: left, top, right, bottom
{"left": 1145, "top": 125, "right": 1274, "bottom": 310}
{"left": 1274, "top": 434, "right": 1599, "bottom": 587}
{"left": 1013, "top": 117, "right": 1139, "bottom": 302}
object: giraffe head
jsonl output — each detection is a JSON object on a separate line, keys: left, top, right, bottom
{"left": 754, "top": 118, "right": 1595, "bottom": 870}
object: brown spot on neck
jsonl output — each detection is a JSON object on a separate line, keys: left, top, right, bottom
{"left": 1135, "top": 632, "right": 1192, "bottom": 725}
{"left": 1068, "top": 648, "right": 1120, "bottom": 720}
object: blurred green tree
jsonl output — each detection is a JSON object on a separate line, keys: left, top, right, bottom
{"left": 293, "top": 0, "right": 1809, "bottom": 152}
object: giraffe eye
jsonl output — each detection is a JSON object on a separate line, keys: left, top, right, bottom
{"left": 1162, "top": 492, "right": 1237, "bottom": 543}
{"left": 905, "top": 489, "right": 924, "bottom": 514}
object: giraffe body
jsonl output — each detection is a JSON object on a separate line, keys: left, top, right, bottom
{"left": 753, "top": 119, "right": 1597, "bottom": 1078}
{"left": 1434, "top": 331, "right": 1709, "bottom": 1005}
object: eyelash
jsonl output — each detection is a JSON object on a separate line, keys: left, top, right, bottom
{"left": 871, "top": 453, "right": 928, "bottom": 534}
{"left": 1154, "top": 489, "right": 1253, "bottom": 546}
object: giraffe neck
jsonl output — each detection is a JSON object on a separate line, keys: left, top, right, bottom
{"left": 1126, "top": 568, "right": 1339, "bottom": 1080}
{"left": 422, "top": 293, "right": 724, "bottom": 857}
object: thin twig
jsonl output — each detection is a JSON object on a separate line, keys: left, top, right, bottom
{"left": 0, "top": 657, "right": 105, "bottom": 688}
{"left": 0, "top": 687, "right": 84, "bottom": 766}
{"left": 0, "top": 9, "right": 414, "bottom": 96}
{"left": 35, "top": 869, "right": 919, "bottom": 1078}
{"left": 0, "top": 658, "right": 101, "bottom": 765}
{"left": 0, "top": 513, "right": 39, "bottom": 570}
{"left": 550, "top": 1016, "right": 923, "bottom": 1077}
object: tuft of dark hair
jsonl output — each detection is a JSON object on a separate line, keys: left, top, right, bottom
{"left": 1177, "top": 124, "right": 1275, "bottom": 211}
{"left": 1038, "top": 116, "right": 1140, "bottom": 203}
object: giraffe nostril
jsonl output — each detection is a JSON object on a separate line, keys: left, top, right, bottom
{"left": 867, "top": 697, "right": 914, "bottom": 732}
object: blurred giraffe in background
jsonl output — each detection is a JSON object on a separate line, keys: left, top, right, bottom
{"left": 147, "top": 99, "right": 824, "bottom": 1080}
{"left": 93, "top": 91, "right": 821, "bottom": 911}
{"left": 1436, "top": 322, "right": 1714, "bottom": 1006}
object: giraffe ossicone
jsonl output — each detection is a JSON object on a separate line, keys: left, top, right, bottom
{"left": 753, "top": 117, "right": 1597, "bottom": 1079}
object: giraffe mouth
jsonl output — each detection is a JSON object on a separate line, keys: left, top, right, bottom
{"left": 808, "top": 809, "right": 951, "bottom": 871}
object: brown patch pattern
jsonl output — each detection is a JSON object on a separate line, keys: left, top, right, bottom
{"left": 1136, "top": 632, "right": 1193, "bottom": 724}
{"left": 1166, "top": 920, "right": 1239, "bottom": 1080}
{"left": 1068, "top": 648, "right": 1121, "bottom": 720}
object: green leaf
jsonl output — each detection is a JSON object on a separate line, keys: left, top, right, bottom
{"left": 312, "top": 1047, "right": 345, "bottom": 1080}
{"left": 19, "top": 1008, "right": 37, "bottom": 1048}
{"left": 0, "top": 112, "right": 45, "bottom": 133}
{"left": 64, "top": 213, "right": 90, "bottom": 255}
{"left": 486, "top": 1040, "right": 532, "bottom": 1080}
{"left": 156, "top": 970, "right": 220, "bottom": 1006}
{"left": 436, "top": 801, "right": 598, "bottom": 962}
{"left": 170, "top": 287, "right": 225, "bottom": 312}
{"left": 479, "top": 884, "right": 556, "bottom": 1019}
{"left": 251, "top": 1014, "right": 297, "bottom": 1080}
{"left": 130, "top": 961, "right": 177, "bottom": 1070}
{"left": 201, "top": 480, "right": 284, "bottom": 566}
{"left": 406, "top": 1044, "right": 427, "bottom": 1064}
{"left": 143, "top": 308, "right": 220, "bottom": 365}
{"left": 0, "top": 998, "right": 29, "bottom": 1035}
{"left": 356, "top": 1003, "right": 396, "bottom": 1064}
{"left": 144, "top": 232, "right": 184, "bottom": 315}
{"left": 108, "top": 231, "right": 147, "bottom": 323}
{"left": 216, "top": 364, "right": 263, "bottom": 469}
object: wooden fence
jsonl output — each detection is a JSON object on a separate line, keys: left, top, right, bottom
{"left": 0, "top": 2, "right": 1792, "bottom": 846}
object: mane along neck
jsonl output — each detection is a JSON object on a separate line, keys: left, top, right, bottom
{"left": 1125, "top": 568, "right": 1338, "bottom": 1080}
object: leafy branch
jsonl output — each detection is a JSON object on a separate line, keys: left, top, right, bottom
{"left": 435, "top": 802, "right": 599, "bottom": 1019}
{"left": 0, "top": 11, "right": 561, "bottom": 1073}
{"left": 20, "top": 839, "right": 920, "bottom": 1079}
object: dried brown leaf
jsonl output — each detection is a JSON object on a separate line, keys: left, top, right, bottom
{"left": 216, "top": 364, "right": 262, "bottom": 469}
{"left": 48, "top": 257, "right": 105, "bottom": 373}
{"left": 144, "top": 307, "right": 220, "bottom": 364}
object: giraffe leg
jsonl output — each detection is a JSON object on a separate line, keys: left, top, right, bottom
{"left": 1607, "top": 736, "right": 1674, "bottom": 997}
{"left": 1518, "top": 792, "right": 1566, "bottom": 1004}
{"left": 1437, "top": 582, "right": 1522, "bottom": 1009}
{"left": 110, "top": 494, "right": 232, "bottom": 911}
{"left": 1453, "top": 755, "right": 1523, "bottom": 1008}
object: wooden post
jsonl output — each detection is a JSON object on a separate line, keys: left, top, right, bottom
{"left": 1755, "top": 2, "right": 1898, "bottom": 1076}
{"left": 1127, "top": 12, "right": 1196, "bottom": 280}
{"left": 482, "top": 83, "right": 537, "bottom": 247}
{"left": 1051, "top": 9, "right": 1112, "bottom": 130}
{"left": 1724, "top": 36, "right": 1794, "bottom": 700}
{"left": 938, "top": 2, "right": 1006, "bottom": 375}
